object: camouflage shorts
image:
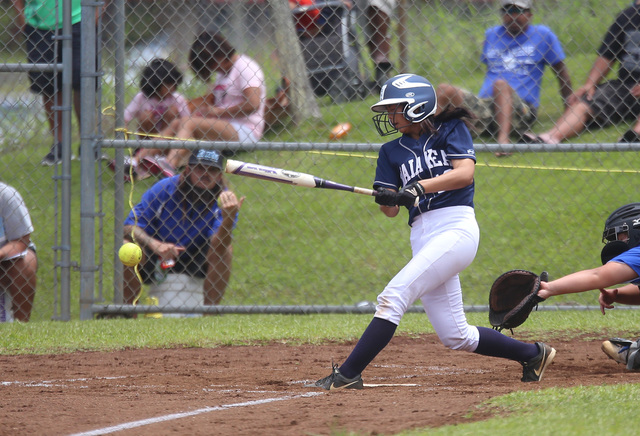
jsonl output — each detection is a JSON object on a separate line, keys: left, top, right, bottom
{"left": 460, "top": 89, "right": 537, "bottom": 137}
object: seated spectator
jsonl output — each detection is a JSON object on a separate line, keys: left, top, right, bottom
{"left": 108, "top": 58, "right": 191, "bottom": 180}
{"left": 437, "top": 0, "right": 572, "bottom": 156}
{"left": 161, "top": 32, "right": 266, "bottom": 170}
{"left": 0, "top": 183, "right": 37, "bottom": 322}
{"left": 524, "top": 0, "right": 640, "bottom": 145}
{"left": 122, "top": 149, "right": 243, "bottom": 311}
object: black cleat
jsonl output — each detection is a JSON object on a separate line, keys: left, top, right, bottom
{"left": 314, "top": 363, "right": 363, "bottom": 390}
{"left": 521, "top": 342, "right": 556, "bottom": 382}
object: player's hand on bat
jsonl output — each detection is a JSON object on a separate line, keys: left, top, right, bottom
{"left": 218, "top": 190, "right": 245, "bottom": 221}
{"left": 397, "top": 181, "right": 425, "bottom": 208}
{"left": 599, "top": 288, "right": 618, "bottom": 315}
{"left": 374, "top": 188, "right": 398, "bottom": 207}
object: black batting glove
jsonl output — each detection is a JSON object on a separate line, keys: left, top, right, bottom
{"left": 374, "top": 188, "right": 398, "bottom": 207}
{"left": 397, "top": 181, "right": 425, "bottom": 208}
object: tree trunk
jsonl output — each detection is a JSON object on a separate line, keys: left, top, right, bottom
{"left": 269, "top": 0, "right": 322, "bottom": 122}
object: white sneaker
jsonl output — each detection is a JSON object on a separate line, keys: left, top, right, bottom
{"left": 602, "top": 338, "right": 636, "bottom": 367}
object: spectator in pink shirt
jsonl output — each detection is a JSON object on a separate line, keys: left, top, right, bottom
{"left": 109, "top": 58, "right": 190, "bottom": 180}
{"left": 161, "top": 32, "right": 266, "bottom": 171}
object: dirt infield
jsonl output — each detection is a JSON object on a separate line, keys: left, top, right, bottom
{"left": 2, "top": 334, "right": 638, "bottom": 435}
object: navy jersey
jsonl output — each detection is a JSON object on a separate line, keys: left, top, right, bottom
{"left": 373, "top": 118, "right": 476, "bottom": 226}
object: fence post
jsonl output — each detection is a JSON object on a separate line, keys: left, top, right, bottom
{"left": 79, "top": 0, "right": 99, "bottom": 320}
{"left": 111, "top": 0, "right": 126, "bottom": 305}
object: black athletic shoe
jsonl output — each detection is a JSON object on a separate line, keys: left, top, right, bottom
{"left": 41, "top": 143, "right": 62, "bottom": 166}
{"left": 521, "top": 342, "right": 556, "bottom": 382}
{"left": 314, "top": 363, "right": 363, "bottom": 390}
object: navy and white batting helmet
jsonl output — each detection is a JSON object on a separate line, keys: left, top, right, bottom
{"left": 601, "top": 202, "right": 640, "bottom": 264}
{"left": 371, "top": 74, "right": 437, "bottom": 136}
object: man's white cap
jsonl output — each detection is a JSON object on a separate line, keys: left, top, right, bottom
{"left": 501, "top": 0, "right": 532, "bottom": 9}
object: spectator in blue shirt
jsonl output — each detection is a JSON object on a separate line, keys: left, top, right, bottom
{"left": 524, "top": 0, "right": 640, "bottom": 145}
{"left": 122, "top": 149, "right": 243, "bottom": 306}
{"left": 436, "top": 0, "right": 572, "bottom": 156}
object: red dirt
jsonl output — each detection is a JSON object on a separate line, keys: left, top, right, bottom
{"left": 1, "top": 334, "right": 638, "bottom": 435}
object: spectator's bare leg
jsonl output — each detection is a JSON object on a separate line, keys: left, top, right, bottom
{"left": 43, "top": 92, "right": 82, "bottom": 145}
{"left": 367, "top": 6, "right": 391, "bottom": 65}
{"left": 123, "top": 265, "right": 142, "bottom": 305}
{"left": 436, "top": 83, "right": 466, "bottom": 113}
{"left": 42, "top": 94, "right": 60, "bottom": 144}
{"left": 630, "top": 117, "right": 640, "bottom": 134}
{"left": 72, "top": 91, "right": 81, "bottom": 135}
{"left": 166, "top": 148, "right": 192, "bottom": 170}
{"left": 133, "top": 117, "right": 185, "bottom": 163}
{"left": 492, "top": 80, "right": 514, "bottom": 145}
{"left": 0, "top": 251, "right": 37, "bottom": 322}
{"left": 367, "top": 6, "right": 393, "bottom": 86}
{"left": 166, "top": 118, "right": 240, "bottom": 169}
{"left": 539, "top": 101, "right": 592, "bottom": 144}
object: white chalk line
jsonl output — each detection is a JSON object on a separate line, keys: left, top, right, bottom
{"left": 1, "top": 375, "right": 131, "bottom": 388}
{"left": 67, "top": 392, "right": 323, "bottom": 436}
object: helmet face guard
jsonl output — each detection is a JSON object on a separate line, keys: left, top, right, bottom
{"left": 372, "top": 112, "right": 398, "bottom": 136}
{"left": 372, "top": 105, "right": 413, "bottom": 136}
{"left": 602, "top": 224, "right": 630, "bottom": 243}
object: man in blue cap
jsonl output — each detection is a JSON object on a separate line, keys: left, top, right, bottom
{"left": 122, "top": 149, "right": 244, "bottom": 309}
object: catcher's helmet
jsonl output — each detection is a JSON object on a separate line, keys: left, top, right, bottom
{"left": 602, "top": 203, "right": 640, "bottom": 244}
{"left": 601, "top": 202, "right": 640, "bottom": 263}
{"left": 371, "top": 74, "right": 437, "bottom": 136}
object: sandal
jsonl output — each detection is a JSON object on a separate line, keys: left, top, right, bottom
{"left": 521, "top": 132, "right": 546, "bottom": 144}
{"left": 618, "top": 129, "right": 640, "bottom": 143}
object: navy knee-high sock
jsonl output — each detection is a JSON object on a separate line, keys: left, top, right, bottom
{"left": 474, "top": 326, "right": 539, "bottom": 361}
{"left": 339, "top": 317, "right": 397, "bottom": 379}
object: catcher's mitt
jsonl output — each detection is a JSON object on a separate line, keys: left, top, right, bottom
{"left": 489, "top": 270, "right": 548, "bottom": 332}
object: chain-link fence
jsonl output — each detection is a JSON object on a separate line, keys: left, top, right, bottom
{"left": 1, "top": 0, "right": 640, "bottom": 321}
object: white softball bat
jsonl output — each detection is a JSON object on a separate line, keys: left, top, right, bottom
{"left": 225, "top": 159, "right": 375, "bottom": 197}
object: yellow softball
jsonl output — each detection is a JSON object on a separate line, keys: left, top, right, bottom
{"left": 118, "top": 242, "right": 142, "bottom": 267}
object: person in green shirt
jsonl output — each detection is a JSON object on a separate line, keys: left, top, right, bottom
{"left": 12, "top": 0, "right": 87, "bottom": 166}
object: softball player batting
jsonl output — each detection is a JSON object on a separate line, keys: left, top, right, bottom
{"left": 315, "top": 74, "right": 555, "bottom": 389}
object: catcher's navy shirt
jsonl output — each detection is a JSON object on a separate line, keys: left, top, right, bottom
{"left": 374, "top": 118, "right": 476, "bottom": 226}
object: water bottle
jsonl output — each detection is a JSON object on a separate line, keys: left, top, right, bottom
{"left": 153, "top": 258, "right": 175, "bottom": 283}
